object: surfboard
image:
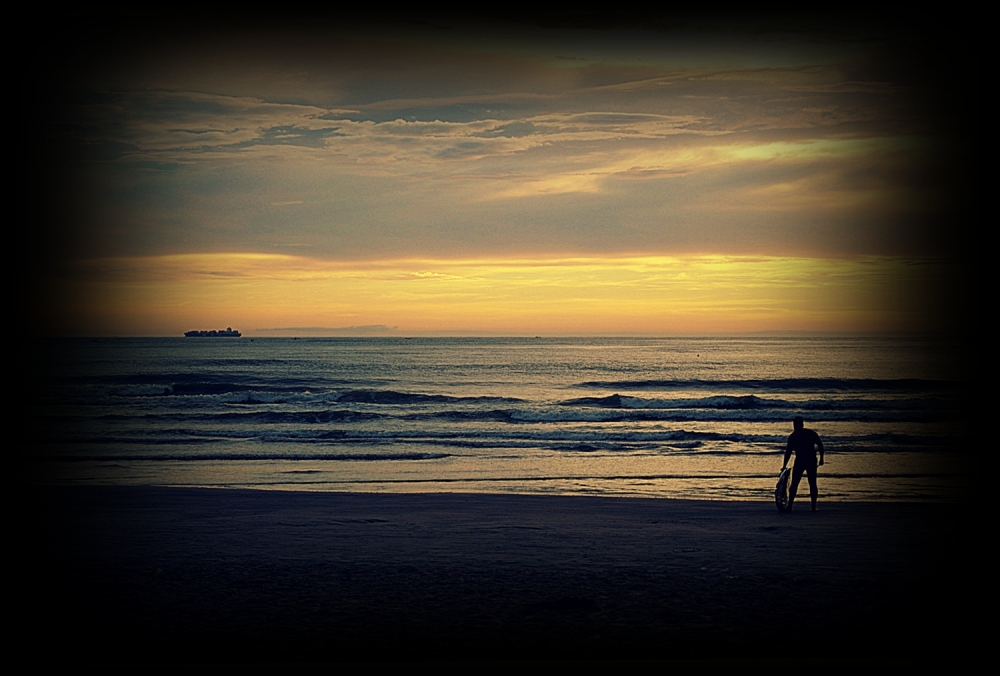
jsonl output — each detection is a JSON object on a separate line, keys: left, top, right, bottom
{"left": 775, "top": 468, "right": 790, "bottom": 511}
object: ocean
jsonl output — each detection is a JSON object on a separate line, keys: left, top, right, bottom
{"left": 32, "top": 337, "right": 962, "bottom": 501}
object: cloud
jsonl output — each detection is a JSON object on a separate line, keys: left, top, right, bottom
{"left": 34, "top": 17, "right": 964, "bottom": 336}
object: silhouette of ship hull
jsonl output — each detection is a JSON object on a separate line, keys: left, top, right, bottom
{"left": 184, "top": 327, "right": 241, "bottom": 337}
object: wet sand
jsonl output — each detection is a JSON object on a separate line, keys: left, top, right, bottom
{"left": 29, "top": 487, "right": 966, "bottom": 665}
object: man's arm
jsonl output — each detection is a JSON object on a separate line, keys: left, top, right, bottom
{"left": 816, "top": 432, "right": 824, "bottom": 466}
{"left": 782, "top": 438, "right": 792, "bottom": 470}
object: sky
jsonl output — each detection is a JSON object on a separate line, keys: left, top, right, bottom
{"left": 30, "top": 15, "right": 968, "bottom": 336}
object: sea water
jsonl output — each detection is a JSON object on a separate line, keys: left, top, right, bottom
{"left": 31, "top": 337, "right": 963, "bottom": 501}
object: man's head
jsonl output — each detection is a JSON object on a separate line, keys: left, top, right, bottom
{"left": 793, "top": 416, "right": 804, "bottom": 430}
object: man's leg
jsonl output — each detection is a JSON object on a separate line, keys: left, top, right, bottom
{"left": 788, "top": 463, "right": 806, "bottom": 511}
{"left": 807, "top": 466, "right": 818, "bottom": 511}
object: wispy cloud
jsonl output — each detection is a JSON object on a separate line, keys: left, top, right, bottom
{"left": 37, "top": 19, "right": 961, "bottom": 335}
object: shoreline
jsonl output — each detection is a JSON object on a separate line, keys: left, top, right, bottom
{"left": 29, "top": 486, "right": 966, "bottom": 664}
{"left": 28, "top": 474, "right": 965, "bottom": 502}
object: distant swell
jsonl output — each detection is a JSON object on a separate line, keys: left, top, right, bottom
{"left": 574, "top": 378, "right": 951, "bottom": 392}
{"left": 560, "top": 394, "right": 779, "bottom": 409}
{"left": 334, "top": 389, "right": 522, "bottom": 405}
{"left": 162, "top": 382, "right": 309, "bottom": 396}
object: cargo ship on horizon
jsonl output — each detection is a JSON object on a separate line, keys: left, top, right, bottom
{"left": 184, "top": 327, "right": 241, "bottom": 337}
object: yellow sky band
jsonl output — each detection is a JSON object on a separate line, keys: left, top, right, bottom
{"left": 54, "top": 253, "right": 948, "bottom": 336}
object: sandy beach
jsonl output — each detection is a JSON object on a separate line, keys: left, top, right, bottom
{"left": 29, "top": 487, "right": 964, "bottom": 665}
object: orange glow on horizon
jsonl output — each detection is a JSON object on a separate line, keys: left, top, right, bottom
{"left": 51, "top": 253, "right": 948, "bottom": 336}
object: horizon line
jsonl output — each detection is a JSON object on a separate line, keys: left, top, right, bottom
{"left": 42, "top": 330, "right": 953, "bottom": 339}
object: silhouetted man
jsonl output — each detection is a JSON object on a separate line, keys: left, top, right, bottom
{"left": 782, "top": 416, "right": 824, "bottom": 512}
